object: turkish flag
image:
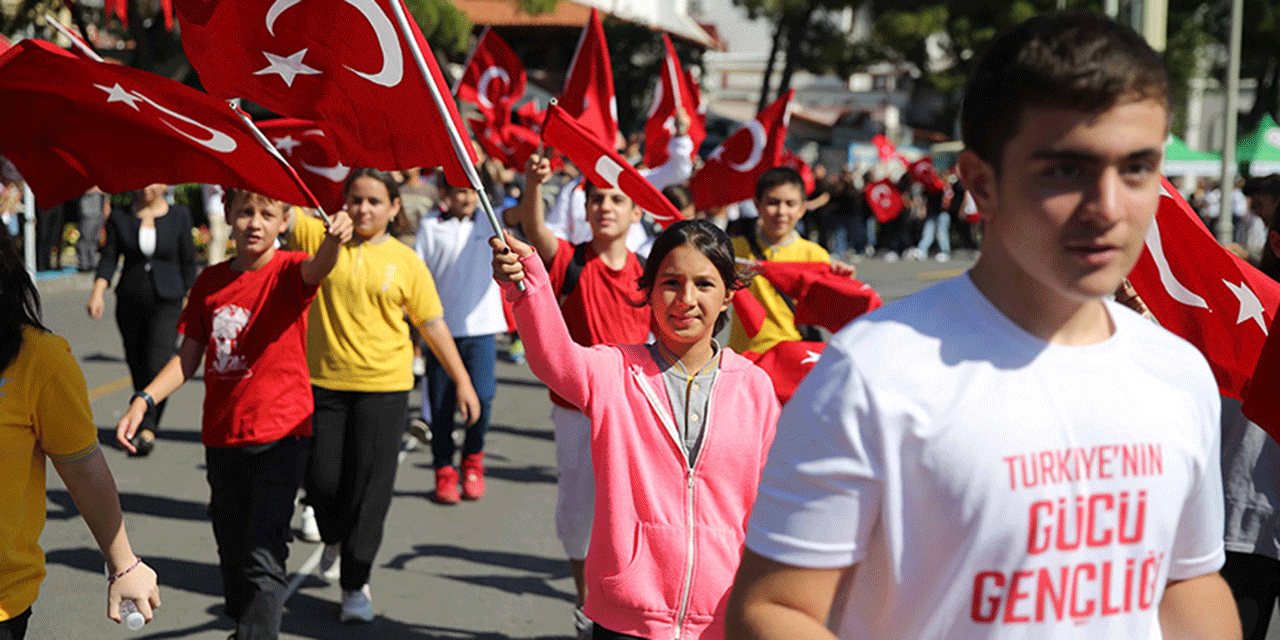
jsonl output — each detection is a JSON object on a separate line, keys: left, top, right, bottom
{"left": 560, "top": 9, "right": 618, "bottom": 148}
{"left": 755, "top": 261, "right": 883, "bottom": 333}
{"left": 542, "top": 103, "right": 684, "bottom": 228}
{"left": 175, "top": 0, "right": 479, "bottom": 188}
{"left": 864, "top": 178, "right": 904, "bottom": 223}
{"left": 909, "top": 156, "right": 946, "bottom": 193}
{"left": 683, "top": 66, "right": 706, "bottom": 130}
{"left": 256, "top": 118, "right": 350, "bottom": 214}
{"left": 643, "top": 34, "right": 705, "bottom": 169}
{"left": 872, "top": 133, "right": 906, "bottom": 166}
{"left": 780, "top": 149, "right": 815, "bottom": 195}
{"left": 516, "top": 100, "right": 545, "bottom": 132}
{"left": 0, "top": 34, "right": 9, "bottom": 55}
{"left": 689, "top": 89, "right": 793, "bottom": 211}
{"left": 732, "top": 288, "right": 768, "bottom": 338}
{"left": 456, "top": 27, "right": 525, "bottom": 126}
{"left": 744, "top": 341, "right": 826, "bottom": 405}
{"left": 1128, "top": 177, "right": 1280, "bottom": 402}
{"left": 0, "top": 39, "right": 315, "bottom": 209}
{"left": 469, "top": 117, "right": 540, "bottom": 172}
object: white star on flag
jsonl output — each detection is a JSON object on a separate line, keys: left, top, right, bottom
{"left": 801, "top": 350, "right": 821, "bottom": 365}
{"left": 95, "top": 83, "right": 142, "bottom": 110}
{"left": 1224, "top": 279, "right": 1269, "bottom": 334}
{"left": 272, "top": 135, "right": 302, "bottom": 155}
{"left": 254, "top": 49, "right": 321, "bottom": 87}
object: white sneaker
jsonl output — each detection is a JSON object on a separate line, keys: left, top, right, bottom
{"left": 298, "top": 505, "right": 321, "bottom": 543}
{"left": 883, "top": 251, "right": 899, "bottom": 263}
{"left": 906, "top": 247, "right": 924, "bottom": 261}
{"left": 319, "top": 543, "right": 341, "bottom": 581}
{"left": 412, "top": 356, "right": 425, "bottom": 377}
{"left": 340, "top": 584, "right": 374, "bottom": 623}
{"left": 935, "top": 252, "right": 951, "bottom": 263}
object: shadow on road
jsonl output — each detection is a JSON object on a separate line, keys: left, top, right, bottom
{"left": 282, "top": 590, "right": 569, "bottom": 639}
{"left": 44, "top": 548, "right": 224, "bottom": 597}
{"left": 486, "top": 423, "right": 554, "bottom": 443}
{"left": 81, "top": 352, "right": 124, "bottom": 363}
{"left": 96, "top": 426, "right": 203, "bottom": 445}
{"left": 495, "top": 376, "right": 547, "bottom": 390}
{"left": 46, "top": 489, "right": 209, "bottom": 523}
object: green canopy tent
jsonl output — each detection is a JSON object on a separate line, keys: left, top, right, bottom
{"left": 1164, "top": 135, "right": 1221, "bottom": 177}
{"left": 1237, "top": 113, "right": 1280, "bottom": 176}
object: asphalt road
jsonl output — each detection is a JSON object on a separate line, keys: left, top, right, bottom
{"left": 25, "top": 252, "right": 988, "bottom": 640}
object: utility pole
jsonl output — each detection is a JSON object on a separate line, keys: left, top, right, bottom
{"left": 1105, "top": 0, "right": 1119, "bottom": 18}
{"left": 1217, "top": 0, "right": 1244, "bottom": 244}
{"left": 1141, "top": 0, "right": 1166, "bottom": 51}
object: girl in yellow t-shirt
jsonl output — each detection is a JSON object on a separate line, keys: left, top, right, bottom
{"left": 288, "top": 168, "right": 479, "bottom": 622}
{"left": 0, "top": 222, "right": 160, "bottom": 637}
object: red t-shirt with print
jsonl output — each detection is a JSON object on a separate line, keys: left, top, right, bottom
{"left": 546, "top": 238, "right": 650, "bottom": 409}
{"left": 178, "top": 251, "right": 319, "bottom": 447}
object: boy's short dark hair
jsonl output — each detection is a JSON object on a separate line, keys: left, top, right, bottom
{"left": 961, "top": 11, "right": 1169, "bottom": 172}
{"left": 662, "top": 184, "right": 694, "bottom": 212}
{"left": 754, "top": 167, "right": 806, "bottom": 202}
{"left": 582, "top": 180, "right": 638, "bottom": 209}
{"left": 222, "top": 188, "right": 287, "bottom": 214}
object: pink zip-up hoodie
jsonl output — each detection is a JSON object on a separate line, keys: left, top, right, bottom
{"left": 500, "top": 251, "right": 779, "bottom": 640}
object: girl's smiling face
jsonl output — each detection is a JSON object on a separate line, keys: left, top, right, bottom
{"left": 648, "top": 243, "right": 732, "bottom": 349}
{"left": 346, "top": 175, "right": 401, "bottom": 241}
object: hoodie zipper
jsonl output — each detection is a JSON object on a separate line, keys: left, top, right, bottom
{"left": 630, "top": 365, "right": 708, "bottom": 640}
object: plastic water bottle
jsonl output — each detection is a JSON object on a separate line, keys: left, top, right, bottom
{"left": 119, "top": 599, "right": 145, "bottom": 631}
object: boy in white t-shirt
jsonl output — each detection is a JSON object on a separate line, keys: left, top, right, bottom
{"left": 727, "top": 12, "right": 1241, "bottom": 640}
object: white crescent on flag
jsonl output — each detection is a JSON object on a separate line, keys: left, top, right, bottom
{"left": 1144, "top": 216, "right": 1209, "bottom": 310}
{"left": 730, "top": 120, "right": 767, "bottom": 172}
{"left": 476, "top": 66, "right": 510, "bottom": 110}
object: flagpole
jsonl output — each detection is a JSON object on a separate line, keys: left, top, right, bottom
{"left": 386, "top": 0, "right": 512, "bottom": 251}
{"left": 228, "top": 103, "right": 332, "bottom": 225}
{"left": 45, "top": 14, "right": 103, "bottom": 61}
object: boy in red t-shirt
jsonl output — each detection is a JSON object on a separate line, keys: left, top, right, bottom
{"left": 116, "top": 190, "right": 351, "bottom": 639}
{"left": 509, "top": 152, "right": 653, "bottom": 637}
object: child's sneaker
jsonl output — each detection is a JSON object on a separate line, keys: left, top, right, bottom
{"left": 407, "top": 417, "right": 431, "bottom": 447}
{"left": 339, "top": 584, "right": 374, "bottom": 623}
{"left": 461, "top": 453, "right": 485, "bottom": 500}
{"left": 433, "top": 466, "right": 461, "bottom": 505}
{"left": 319, "top": 543, "right": 341, "bottom": 581}
{"left": 506, "top": 338, "right": 526, "bottom": 364}
{"left": 298, "top": 505, "right": 321, "bottom": 543}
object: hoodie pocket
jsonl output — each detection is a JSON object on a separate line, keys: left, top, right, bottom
{"left": 599, "top": 522, "right": 683, "bottom": 613}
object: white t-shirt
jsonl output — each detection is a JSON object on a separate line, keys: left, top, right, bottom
{"left": 746, "top": 274, "right": 1224, "bottom": 640}
{"left": 413, "top": 211, "right": 506, "bottom": 338}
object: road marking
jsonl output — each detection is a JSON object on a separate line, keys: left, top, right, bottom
{"left": 917, "top": 268, "right": 967, "bottom": 281}
{"left": 283, "top": 444, "right": 414, "bottom": 600}
{"left": 88, "top": 376, "right": 132, "bottom": 402}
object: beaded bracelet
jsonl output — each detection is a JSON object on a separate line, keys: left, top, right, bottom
{"left": 108, "top": 558, "right": 143, "bottom": 584}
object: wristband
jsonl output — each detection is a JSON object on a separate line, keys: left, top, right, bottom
{"left": 131, "top": 391, "right": 155, "bottom": 411}
{"left": 107, "top": 557, "right": 143, "bottom": 584}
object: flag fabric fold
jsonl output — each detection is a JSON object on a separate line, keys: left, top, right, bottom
{"left": 256, "top": 118, "right": 351, "bottom": 213}
{"left": 643, "top": 34, "right": 704, "bottom": 169}
{"left": 744, "top": 340, "right": 827, "bottom": 405}
{"left": 754, "top": 261, "right": 883, "bottom": 333}
{"left": 1128, "top": 177, "right": 1280, "bottom": 403}
{"left": 864, "top": 178, "right": 904, "bottom": 223}
{"left": 469, "top": 117, "right": 540, "bottom": 172}
{"left": 559, "top": 9, "right": 618, "bottom": 148}
{"left": 908, "top": 156, "right": 946, "bottom": 193}
{"left": 456, "top": 27, "right": 525, "bottom": 126}
{"left": 689, "top": 89, "right": 793, "bottom": 211}
{"left": 541, "top": 103, "right": 683, "bottom": 228}
{"left": 0, "top": 39, "right": 315, "bottom": 209}
{"left": 175, "top": 0, "right": 479, "bottom": 187}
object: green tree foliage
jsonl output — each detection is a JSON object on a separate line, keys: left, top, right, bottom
{"left": 404, "top": 0, "right": 473, "bottom": 56}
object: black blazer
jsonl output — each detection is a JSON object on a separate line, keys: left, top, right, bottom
{"left": 96, "top": 204, "right": 196, "bottom": 301}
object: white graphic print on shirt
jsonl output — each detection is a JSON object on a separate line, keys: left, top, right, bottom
{"left": 211, "top": 304, "right": 251, "bottom": 377}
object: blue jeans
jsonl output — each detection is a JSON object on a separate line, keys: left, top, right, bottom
{"left": 425, "top": 333, "right": 497, "bottom": 469}
{"left": 917, "top": 212, "right": 951, "bottom": 255}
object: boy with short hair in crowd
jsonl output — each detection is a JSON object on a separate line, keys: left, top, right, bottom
{"left": 414, "top": 175, "right": 505, "bottom": 504}
{"left": 729, "top": 167, "right": 852, "bottom": 354}
{"left": 512, "top": 151, "right": 653, "bottom": 639}
{"left": 117, "top": 190, "right": 352, "bottom": 640}
{"left": 727, "top": 12, "right": 1239, "bottom": 640}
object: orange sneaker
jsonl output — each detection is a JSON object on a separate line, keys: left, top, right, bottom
{"left": 433, "top": 466, "right": 460, "bottom": 505}
{"left": 461, "top": 453, "right": 485, "bottom": 500}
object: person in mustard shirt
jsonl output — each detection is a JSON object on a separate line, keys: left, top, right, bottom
{"left": 0, "top": 223, "right": 160, "bottom": 638}
{"left": 287, "top": 168, "right": 480, "bottom": 623}
{"left": 729, "top": 167, "right": 856, "bottom": 355}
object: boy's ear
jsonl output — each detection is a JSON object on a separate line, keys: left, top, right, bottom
{"left": 958, "top": 149, "right": 996, "bottom": 221}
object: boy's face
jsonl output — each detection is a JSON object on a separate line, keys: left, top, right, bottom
{"left": 586, "top": 185, "right": 641, "bottom": 240}
{"left": 962, "top": 98, "right": 1167, "bottom": 303}
{"left": 442, "top": 187, "right": 479, "bottom": 219}
{"left": 226, "top": 193, "right": 289, "bottom": 258}
{"left": 755, "top": 183, "right": 806, "bottom": 245}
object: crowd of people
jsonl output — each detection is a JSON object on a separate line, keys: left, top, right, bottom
{"left": 5, "top": 9, "right": 1280, "bottom": 640}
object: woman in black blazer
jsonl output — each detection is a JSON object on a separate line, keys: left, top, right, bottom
{"left": 86, "top": 183, "right": 196, "bottom": 455}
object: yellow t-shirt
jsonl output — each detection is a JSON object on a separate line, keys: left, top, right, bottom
{"left": 0, "top": 326, "right": 99, "bottom": 620}
{"left": 288, "top": 215, "right": 444, "bottom": 392}
{"left": 729, "top": 233, "right": 831, "bottom": 354}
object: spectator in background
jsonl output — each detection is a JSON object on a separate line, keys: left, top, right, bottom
{"left": 76, "top": 187, "right": 108, "bottom": 272}
{"left": 34, "top": 201, "right": 63, "bottom": 272}
{"left": 397, "top": 167, "right": 438, "bottom": 244}
{"left": 1231, "top": 175, "right": 1280, "bottom": 265}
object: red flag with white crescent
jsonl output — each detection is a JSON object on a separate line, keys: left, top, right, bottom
{"left": 908, "top": 155, "right": 946, "bottom": 193}
{"left": 0, "top": 39, "right": 316, "bottom": 209}
{"left": 541, "top": 103, "right": 683, "bottom": 228}
{"left": 872, "top": 133, "right": 906, "bottom": 167}
{"left": 469, "top": 117, "right": 540, "bottom": 172}
{"left": 643, "top": 34, "right": 704, "bottom": 169}
{"left": 744, "top": 340, "right": 827, "bottom": 405}
{"left": 456, "top": 27, "right": 525, "bottom": 126}
{"left": 864, "top": 178, "right": 904, "bottom": 223}
{"left": 559, "top": 9, "right": 618, "bottom": 148}
{"left": 256, "top": 118, "right": 350, "bottom": 213}
{"left": 689, "top": 89, "right": 793, "bottom": 211}
{"left": 1128, "top": 177, "right": 1280, "bottom": 402}
{"left": 780, "top": 149, "right": 815, "bottom": 195}
{"left": 174, "top": 0, "right": 479, "bottom": 188}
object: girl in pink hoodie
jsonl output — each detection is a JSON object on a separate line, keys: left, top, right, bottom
{"left": 492, "top": 219, "right": 780, "bottom": 640}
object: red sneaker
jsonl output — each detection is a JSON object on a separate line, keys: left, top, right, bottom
{"left": 433, "top": 466, "right": 460, "bottom": 505}
{"left": 461, "top": 453, "right": 485, "bottom": 500}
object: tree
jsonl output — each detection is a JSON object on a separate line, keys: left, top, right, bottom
{"left": 733, "top": 0, "right": 858, "bottom": 113}
{"left": 404, "top": 0, "right": 473, "bottom": 57}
